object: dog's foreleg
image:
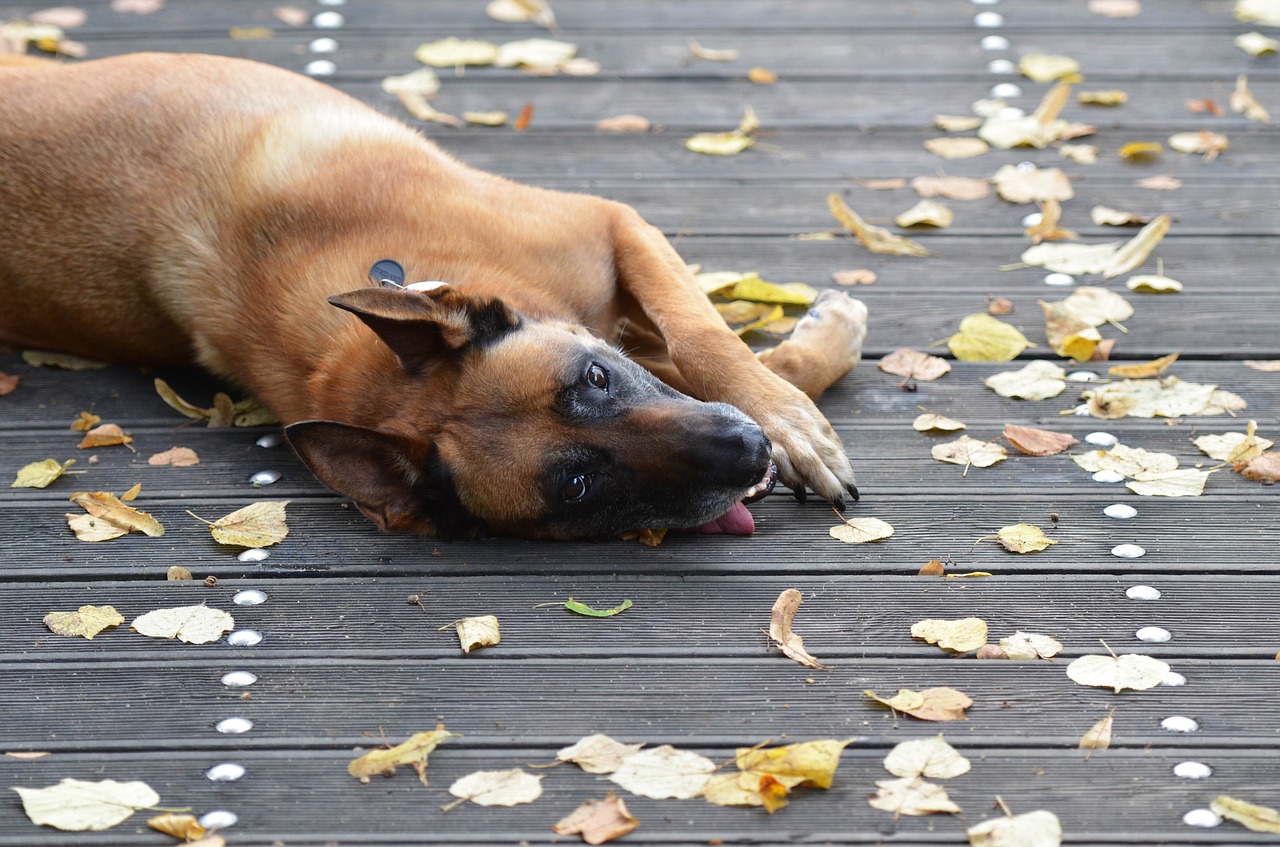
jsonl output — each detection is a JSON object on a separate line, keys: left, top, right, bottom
{"left": 756, "top": 290, "right": 868, "bottom": 401}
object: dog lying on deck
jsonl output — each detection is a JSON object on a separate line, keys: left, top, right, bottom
{"left": 0, "top": 53, "right": 867, "bottom": 540}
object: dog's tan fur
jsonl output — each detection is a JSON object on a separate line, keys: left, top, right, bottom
{"left": 0, "top": 53, "right": 866, "bottom": 539}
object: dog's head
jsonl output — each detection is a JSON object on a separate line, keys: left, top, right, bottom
{"left": 285, "top": 286, "right": 774, "bottom": 539}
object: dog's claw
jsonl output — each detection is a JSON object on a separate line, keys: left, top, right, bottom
{"left": 792, "top": 487, "right": 808, "bottom": 504}
{"left": 832, "top": 495, "right": 847, "bottom": 512}
{"left": 845, "top": 482, "right": 860, "bottom": 502}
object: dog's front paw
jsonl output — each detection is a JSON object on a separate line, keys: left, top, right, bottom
{"left": 743, "top": 391, "right": 858, "bottom": 507}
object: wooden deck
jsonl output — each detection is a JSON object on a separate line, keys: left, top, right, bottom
{"left": 2, "top": 1, "right": 1279, "bottom": 844}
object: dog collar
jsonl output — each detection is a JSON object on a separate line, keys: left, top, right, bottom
{"left": 368, "top": 259, "right": 448, "bottom": 293}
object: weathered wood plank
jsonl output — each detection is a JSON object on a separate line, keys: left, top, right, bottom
{"left": 1, "top": 747, "right": 1275, "bottom": 846}
{"left": 8, "top": 575, "right": 1277, "bottom": 661}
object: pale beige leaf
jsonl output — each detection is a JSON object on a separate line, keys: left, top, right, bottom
{"left": 495, "top": 37, "right": 577, "bottom": 69}
{"left": 29, "top": 7, "right": 87, "bottom": 28}
{"left": 685, "top": 131, "right": 754, "bottom": 156}
{"left": 1003, "top": 424, "right": 1078, "bottom": 456}
{"left": 1211, "top": 795, "right": 1280, "bottom": 833}
{"left": 453, "top": 615, "right": 501, "bottom": 652}
{"left": 1137, "top": 174, "right": 1181, "bottom": 190}
{"left": 12, "top": 459, "right": 76, "bottom": 489}
{"left": 984, "top": 360, "right": 1067, "bottom": 400}
{"left": 205, "top": 501, "right": 289, "bottom": 547}
{"left": 595, "top": 114, "right": 650, "bottom": 132}
{"left": 911, "top": 175, "right": 989, "bottom": 200}
{"left": 946, "top": 314, "right": 1034, "bottom": 361}
{"left": 1126, "top": 468, "right": 1213, "bottom": 497}
{"left": 1091, "top": 205, "right": 1149, "bottom": 226}
{"left": 43, "top": 605, "right": 125, "bottom": 640}
{"left": 1066, "top": 653, "right": 1170, "bottom": 693}
{"left": 552, "top": 792, "right": 640, "bottom": 844}
{"left": 1083, "top": 377, "right": 1228, "bottom": 419}
{"left": 832, "top": 268, "right": 877, "bottom": 285}
{"left": 1059, "top": 143, "right": 1098, "bottom": 164}
{"left": 1056, "top": 286, "right": 1134, "bottom": 326}
{"left": 1079, "top": 711, "right": 1115, "bottom": 750}
{"left": 993, "top": 523, "right": 1057, "bottom": 553}
{"left": 1021, "top": 242, "right": 1121, "bottom": 275}
{"left": 77, "top": 423, "right": 132, "bottom": 449}
{"left": 463, "top": 110, "right": 509, "bottom": 126}
{"left": 894, "top": 199, "right": 953, "bottom": 228}
{"left": 829, "top": 517, "right": 894, "bottom": 544}
{"left": 931, "top": 436, "right": 1007, "bottom": 470}
{"left": 911, "top": 617, "right": 989, "bottom": 653}
{"left": 878, "top": 348, "right": 951, "bottom": 380}
{"left": 980, "top": 115, "right": 1069, "bottom": 150}
{"left": 1194, "top": 424, "right": 1272, "bottom": 463}
{"left": 347, "top": 725, "right": 457, "bottom": 785}
{"left": 1244, "top": 359, "right": 1280, "bottom": 372}
{"left": 486, "top": 0, "right": 556, "bottom": 29}
{"left": 132, "top": 605, "right": 234, "bottom": 644}
{"left": 769, "top": 588, "right": 827, "bottom": 669}
{"left": 1236, "top": 31, "right": 1280, "bottom": 57}
{"left": 609, "top": 745, "right": 715, "bottom": 799}
{"left": 1000, "top": 631, "right": 1064, "bottom": 659}
{"left": 21, "top": 350, "right": 107, "bottom": 370}
{"left": 923, "top": 137, "right": 990, "bottom": 159}
{"left": 1079, "top": 89, "right": 1127, "bottom": 106}
{"left": 688, "top": 38, "right": 738, "bottom": 61}
{"left": 1236, "top": 0, "right": 1280, "bottom": 27}
{"left": 828, "top": 194, "right": 930, "bottom": 256}
{"left": 1126, "top": 274, "right": 1182, "bottom": 293}
{"left": 934, "top": 114, "right": 983, "bottom": 132}
{"left": 1100, "top": 214, "right": 1170, "bottom": 279}
{"left": 447, "top": 769, "right": 542, "bottom": 807}
{"left": 1231, "top": 74, "right": 1271, "bottom": 123}
{"left": 71, "top": 492, "right": 164, "bottom": 537}
{"left": 868, "top": 777, "right": 961, "bottom": 816}
{"left": 13, "top": 779, "right": 159, "bottom": 831}
{"left": 883, "top": 735, "right": 971, "bottom": 779}
{"left": 1019, "top": 53, "right": 1080, "bottom": 83}
{"left": 866, "top": 687, "right": 973, "bottom": 721}
{"left": 992, "top": 164, "right": 1073, "bottom": 204}
{"left": 66, "top": 513, "right": 129, "bottom": 542}
{"left": 1072, "top": 443, "right": 1180, "bottom": 477}
{"left": 1168, "top": 130, "right": 1230, "bottom": 162}
{"left": 415, "top": 37, "right": 499, "bottom": 66}
{"left": 968, "top": 810, "right": 1063, "bottom": 847}
{"left": 914, "top": 413, "right": 966, "bottom": 433}
{"left": 147, "top": 447, "right": 200, "bottom": 467}
{"left": 557, "top": 734, "right": 644, "bottom": 775}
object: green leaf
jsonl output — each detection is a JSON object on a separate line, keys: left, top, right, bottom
{"left": 565, "top": 598, "right": 633, "bottom": 618}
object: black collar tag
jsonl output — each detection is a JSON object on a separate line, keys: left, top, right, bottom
{"left": 369, "top": 259, "right": 406, "bottom": 289}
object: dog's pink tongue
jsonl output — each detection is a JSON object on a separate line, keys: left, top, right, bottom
{"left": 691, "top": 501, "right": 755, "bottom": 535}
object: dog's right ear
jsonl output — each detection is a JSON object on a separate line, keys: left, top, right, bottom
{"left": 328, "top": 287, "right": 519, "bottom": 374}
{"left": 285, "top": 420, "right": 478, "bottom": 537}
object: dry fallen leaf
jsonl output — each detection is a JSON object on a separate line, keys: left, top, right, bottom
{"left": 1195, "top": 421, "right": 1272, "bottom": 463}
{"left": 1083, "top": 376, "right": 1240, "bottom": 419}
{"left": 462, "top": 110, "right": 509, "bottom": 127}
{"left": 552, "top": 792, "right": 640, "bottom": 844}
{"left": 1019, "top": 53, "right": 1080, "bottom": 83}
{"left": 769, "top": 588, "right": 827, "bottom": 669}
{"left": 1231, "top": 75, "right": 1271, "bottom": 123}
{"left": 348, "top": 725, "right": 458, "bottom": 785}
{"left": 911, "top": 617, "right": 989, "bottom": 653}
{"left": 1024, "top": 200, "right": 1076, "bottom": 244}
{"left": 1079, "top": 709, "right": 1116, "bottom": 750}
{"left": 1168, "top": 130, "right": 1229, "bottom": 163}
{"left": 1212, "top": 795, "right": 1280, "bottom": 833}
{"left": 1089, "top": 0, "right": 1139, "bottom": 14}
{"left": 828, "top": 194, "right": 930, "bottom": 256}
{"left": 147, "top": 447, "right": 200, "bottom": 467}
{"left": 12, "top": 458, "right": 76, "bottom": 489}
{"left": 0, "top": 371, "right": 20, "bottom": 396}
{"left": 1091, "top": 205, "right": 1149, "bottom": 227}
{"left": 43, "top": 605, "right": 125, "bottom": 640}
{"left": 147, "top": 812, "right": 205, "bottom": 840}
{"left": 999, "top": 631, "right": 1064, "bottom": 659}
{"left": 446, "top": 769, "right": 543, "bottom": 808}
{"left": 1118, "top": 141, "right": 1162, "bottom": 161}
{"left": 1237, "top": 452, "right": 1280, "bottom": 483}
{"left": 688, "top": 38, "right": 738, "bottom": 61}
{"left": 686, "top": 107, "right": 759, "bottom": 156}
{"left": 77, "top": 423, "right": 132, "bottom": 449}
{"left": 879, "top": 348, "right": 950, "bottom": 381}
{"left": 13, "top": 778, "right": 160, "bottom": 832}
{"left": 595, "top": 114, "right": 650, "bottom": 132}
{"left": 883, "top": 735, "right": 970, "bottom": 779}
{"left": 914, "top": 413, "right": 966, "bottom": 433}
{"left": 1126, "top": 468, "right": 1213, "bottom": 497}
{"left": 69, "top": 491, "right": 164, "bottom": 539}
{"left": 486, "top": 0, "right": 556, "bottom": 29}
{"left": 858, "top": 177, "right": 907, "bottom": 190}
{"left": 1073, "top": 443, "right": 1179, "bottom": 477}
{"left": 832, "top": 269, "right": 877, "bottom": 286}
{"left": 968, "top": 810, "right": 1063, "bottom": 847}
{"left": 1136, "top": 174, "right": 1181, "bottom": 190}
{"left": 865, "top": 687, "right": 973, "bottom": 721}
{"left": 1107, "top": 354, "right": 1179, "bottom": 379}
{"left": 448, "top": 614, "right": 501, "bottom": 653}
{"left": 992, "top": 164, "right": 1073, "bottom": 204}
{"left": 932, "top": 436, "right": 1008, "bottom": 472}
{"left": 1236, "top": 0, "right": 1280, "bottom": 27}
{"left": 735, "top": 738, "right": 855, "bottom": 791}
{"left": 1236, "top": 31, "right": 1280, "bottom": 57}
{"left": 934, "top": 113, "right": 983, "bottom": 132}
{"left": 415, "top": 37, "right": 499, "bottom": 66}
{"left": 1003, "top": 424, "right": 1078, "bottom": 456}
{"left": 1059, "top": 143, "right": 1098, "bottom": 165}
{"left": 557, "top": 734, "right": 644, "bottom": 775}
{"left": 911, "top": 175, "right": 989, "bottom": 201}
{"left": 1079, "top": 90, "right": 1127, "bottom": 106}
{"left": 132, "top": 605, "right": 234, "bottom": 644}
{"left": 1066, "top": 652, "right": 1170, "bottom": 693}
{"left": 829, "top": 517, "right": 894, "bottom": 544}
{"left": 991, "top": 523, "right": 1057, "bottom": 553}
{"left": 69, "top": 411, "right": 100, "bottom": 431}
{"left": 1244, "top": 359, "right": 1280, "bottom": 372}
{"left": 380, "top": 67, "right": 459, "bottom": 127}
{"left": 748, "top": 67, "right": 778, "bottom": 84}
{"left": 984, "top": 361, "right": 1067, "bottom": 401}
{"left": 609, "top": 745, "right": 716, "bottom": 799}
{"left": 22, "top": 350, "right": 107, "bottom": 370}
{"left": 868, "top": 777, "right": 961, "bottom": 817}
{"left": 946, "top": 314, "right": 1034, "bottom": 361}
{"left": 894, "top": 199, "right": 953, "bottom": 228}
{"left": 923, "top": 137, "right": 990, "bottom": 160}
{"left": 196, "top": 501, "right": 289, "bottom": 547}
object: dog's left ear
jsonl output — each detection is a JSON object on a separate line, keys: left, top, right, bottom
{"left": 328, "top": 287, "right": 519, "bottom": 373}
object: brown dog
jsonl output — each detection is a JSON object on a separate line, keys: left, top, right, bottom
{"left": 0, "top": 53, "right": 867, "bottom": 539}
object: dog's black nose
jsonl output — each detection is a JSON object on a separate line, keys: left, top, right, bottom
{"left": 703, "top": 421, "right": 772, "bottom": 488}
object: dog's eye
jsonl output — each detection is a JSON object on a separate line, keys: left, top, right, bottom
{"left": 585, "top": 363, "right": 609, "bottom": 391}
{"left": 562, "top": 474, "right": 592, "bottom": 501}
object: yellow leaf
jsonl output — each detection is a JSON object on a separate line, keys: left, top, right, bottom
{"left": 747, "top": 67, "right": 777, "bottom": 84}
{"left": 69, "top": 411, "right": 100, "bottom": 431}
{"left": 132, "top": 605, "right": 235, "bottom": 644}
{"left": 945, "top": 314, "right": 1033, "bottom": 361}
{"left": 12, "top": 459, "right": 76, "bottom": 489}
{"left": 828, "top": 194, "right": 930, "bottom": 256}
{"left": 228, "top": 26, "right": 272, "bottom": 40}
{"left": 43, "top": 605, "right": 125, "bottom": 639}
{"left": 688, "top": 38, "right": 738, "bottom": 61}
{"left": 65, "top": 513, "right": 129, "bottom": 542}
{"left": 70, "top": 491, "right": 164, "bottom": 537}
{"left": 486, "top": 0, "right": 556, "bottom": 29}
{"left": 1018, "top": 53, "right": 1080, "bottom": 83}
{"left": 727, "top": 277, "right": 819, "bottom": 306}
{"left": 1118, "top": 141, "right": 1163, "bottom": 160}
{"left": 414, "top": 37, "right": 499, "bottom": 66}
{"left": 894, "top": 199, "right": 953, "bottom": 228}
{"left": 120, "top": 482, "right": 141, "bottom": 502}
{"left": 1078, "top": 90, "right": 1127, "bottom": 106}
{"left": 769, "top": 588, "right": 826, "bottom": 669}
{"left": 21, "top": 350, "right": 107, "bottom": 370}
{"left": 999, "top": 631, "right": 1064, "bottom": 659}
{"left": 829, "top": 517, "right": 894, "bottom": 544}
{"left": 911, "top": 175, "right": 989, "bottom": 200}
{"left": 1195, "top": 422, "right": 1272, "bottom": 463}
{"left": 201, "top": 501, "right": 289, "bottom": 547}
{"left": 13, "top": 778, "right": 159, "bottom": 832}
{"left": 1168, "top": 130, "right": 1229, "bottom": 162}
{"left": 984, "top": 360, "right": 1067, "bottom": 400}
{"left": 1073, "top": 443, "right": 1179, "bottom": 477}
{"left": 348, "top": 725, "right": 458, "bottom": 785}
{"left": 933, "top": 114, "right": 983, "bottom": 132}
{"left": 76, "top": 423, "right": 132, "bottom": 449}
{"left": 735, "top": 738, "right": 857, "bottom": 790}
{"left": 993, "top": 523, "right": 1057, "bottom": 553}
{"left": 1236, "top": 31, "right": 1280, "bottom": 57}
{"left": 1003, "top": 424, "right": 1078, "bottom": 456}
{"left": 147, "top": 813, "right": 205, "bottom": 840}
{"left": 911, "top": 617, "right": 989, "bottom": 653}
{"left": 1092, "top": 205, "right": 1149, "bottom": 226}
{"left": 685, "top": 131, "right": 754, "bottom": 156}
{"left": 1211, "top": 795, "right": 1280, "bottom": 834}
{"left": 462, "top": 110, "right": 509, "bottom": 126}
{"left": 1021, "top": 241, "right": 1121, "bottom": 275}
{"left": 1109, "top": 353, "right": 1179, "bottom": 378}
{"left": 495, "top": 37, "right": 578, "bottom": 70}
